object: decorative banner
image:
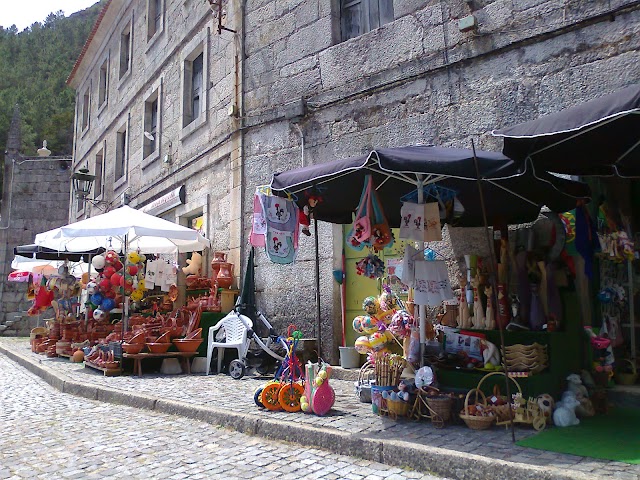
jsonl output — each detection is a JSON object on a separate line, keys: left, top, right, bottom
{"left": 7, "top": 271, "right": 30, "bottom": 283}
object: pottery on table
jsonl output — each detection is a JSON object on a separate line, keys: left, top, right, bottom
{"left": 155, "top": 331, "right": 172, "bottom": 343}
{"left": 122, "top": 343, "right": 145, "bottom": 354}
{"left": 210, "top": 251, "right": 227, "bottom": 279}
{"left": 173, "top": 338, "right": 203, "bottom": 353}
{"left": 185, "top": 328, "right": 202, "bottom": 340}
{"left": 146, "top": 342, "right": 172, "bottom": 354}
{"left": 216, "top": 262, "right": 234, "bottom": 289}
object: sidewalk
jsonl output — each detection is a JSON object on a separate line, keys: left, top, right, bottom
{"left": 1, "top": 338, "right": 637, "bottom": 480}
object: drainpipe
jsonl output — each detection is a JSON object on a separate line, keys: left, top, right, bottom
{"left": 239, "top": 0, "right": 247, "bottom": 279}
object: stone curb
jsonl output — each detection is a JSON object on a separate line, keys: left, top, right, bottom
{"left": 0, "top": 343, "right": 593, "bottom": 480}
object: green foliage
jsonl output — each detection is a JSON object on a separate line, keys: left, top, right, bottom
{"left": 0, "top": 2, "right": 105, "bottom": 163}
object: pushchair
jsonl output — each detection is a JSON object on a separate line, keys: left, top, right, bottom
{"left": 206, "top": 248, "right": 287, "bottom": 379}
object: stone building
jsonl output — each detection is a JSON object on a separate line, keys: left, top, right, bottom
{"left": 68, "top": 0, "right": 640, "bottom": 361}
{"left": 0, "top": 107, "right": 72, "bottom": 335}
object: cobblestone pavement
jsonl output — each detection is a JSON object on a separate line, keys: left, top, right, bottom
{"left": 1, "top": 338, "right": 639, "bottom": 480}
{"left": 0, "top": 352, "right": 447, "bottom": 480}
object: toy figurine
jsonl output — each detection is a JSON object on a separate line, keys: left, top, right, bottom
{"left": 484, "top": 285, "right": 496, "bottom": 330}
{"left": 299, "top": 195, "right": 321, "bottom": 236}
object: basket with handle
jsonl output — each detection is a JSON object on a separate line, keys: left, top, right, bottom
{"left": 614, "top": 359, "right": 638, "bottom": 385}
{"left": 386, "top": 398, "right": 410, "bottom": 419}
{"left": 459, "top": 388, "right": 495, "bottom": 430}
{"left": 476, "top": 371, "right": 523, "bottom": 424}
{"left": 425, "top": 395, "right": 453, "bottom": 422}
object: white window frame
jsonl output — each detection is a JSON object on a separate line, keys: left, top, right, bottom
{"left": 118, "top": 16, "right": 134, "bottom": 85}
{"left": 341, "top": 0, "right": 394, "bottom": 41}
{"left": 114, "top": 116, "right": 129, "bottom": 190}
{"left": 180, "top": 30, "right": 209, "bottom": 140}
{"left": 97, "top": 54, "right": 109, "bottom": 115}
{"left": 80, "top": 83, "right": 91, "bottom": 136}
{"left": 94, "top": 141, "right": 106, "bottom": 201}
{"left": 146, "top": 0, "right": 165, "bottom": 46}
{"left": 142, "top": 78, "right": 163, "bottom": 169}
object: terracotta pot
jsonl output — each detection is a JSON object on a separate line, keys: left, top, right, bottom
{"left": 216, "top": 262, "right": 234, "bottom": 289}
{"left": 173, "top": 339, "right": 203, "bottom": 353}
{"left": 146, "top": 342, "right": 172, "bottom": 354}
{"left": 122, "top": 343, "right": 145, "bottom": 354}
{"left": 210, "top": 251, "right": 227, "bottom": 279}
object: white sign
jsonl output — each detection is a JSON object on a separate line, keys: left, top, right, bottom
{"left": 141, "top": 186, "right": 185, "bottom": 216}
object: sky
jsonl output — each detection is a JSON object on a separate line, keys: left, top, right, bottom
{"left": 1, "top": 1, "right": 100, "bottom": 31}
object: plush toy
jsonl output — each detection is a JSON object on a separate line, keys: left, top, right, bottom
{"left": 182, "top": 252, "right": 203, "bottom": 275}
{"left": 536, "top": 393, "right": 555, "bottom": 420}
{"left": 566, "top": 373, "right": 589, "bottom": 400}
{"left": 553, "top": 392, "right": 581, "bottom": 427}
{"left": 299, "top": 195, "right": 321, "bottom": 236}
{"left": 480, "top": 339, "right": 500, "bottom": 369}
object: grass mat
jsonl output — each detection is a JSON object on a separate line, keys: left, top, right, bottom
{"left": 516, "top": 407, "right": 640, "bottom": 464}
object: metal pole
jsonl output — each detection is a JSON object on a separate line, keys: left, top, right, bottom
{"left": 471, "top": 139, "right": 516, "bottom": 443}
{"left": 314, "top": 217, "right": 322, "bottom": 359}
{"left": 416, "top": 175, "right": 426, "bottom": 367}
{"left": 628, "top": 258, "right": 636, "bottom": 361}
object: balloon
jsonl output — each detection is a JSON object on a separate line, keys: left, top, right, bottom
{"left": 92, "top": 308, "right": 107, "bottom": 321}
{"left": 360, "top": 315, "right": 377, "bottom": 335}
{"left": 103, "top": 289, "right": 116, "bottom": 299}
{"left": 104, "top": 251, "right": 119, "bottom": 265}
{"left": 362, "top": 296, "right": 378, "bottom": 315}
{"left": 101, "top": 298, "right": 116, "bottom": 311}
{"left": 354, "top": 335, "right": 372, "bottom": 354}
{"left": 369, "top": 332, "right": 387, "bottom": 351}
{"left": 112, "top": 260, "right": 123, "bottom": 272}
{"left": 103, "top": 266, "right": 117, "bottom": 279}
{"left": 130, "top": 290, "right": 144, "bottom": 302}
{"left": 86, "top": 281, "right": 97, "bottom": 294}
{"left": 90, "top": 293, "right": 104, "bottom": 306}
{"left": 110, "top": 273, "right": 123, "bottom": 286}
{"left": 127, "top": 265, "right": 138, "bottom": 276}
{"left": 91, "top": 255, "right": 105, "bottom": 270}
{"left": 352, "top": 316, "right": 364, "bottom": 333}
{"left": 99, "top": 279, "right": 111, "bottom": 292}
{"left": 127, "top": 251, "right": 141, "bottom": 264}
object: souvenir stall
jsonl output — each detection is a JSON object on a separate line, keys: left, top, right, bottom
{"left": 270, "top": 145, "right": 591, "bottom": 429}
{"left": 31, "top": 205, "right": 211, "bottom": 376}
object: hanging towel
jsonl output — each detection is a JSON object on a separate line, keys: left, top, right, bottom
{"left": 250, "top": 192, "right": 267, "bottom": 247}
{"left": 260, "top": 194, "right": 299, "bottom": 264}
{"left": 145, "top": 259, "right": 157, "bottom": 289}
{"left": 399, "top": 243, "right": 418, "bottom": 286}
{"left": 413, "top": 260, "right": 454, "bottom": 306}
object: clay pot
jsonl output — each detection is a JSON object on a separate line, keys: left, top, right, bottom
{"left": 173, "top": 339, "right": 203, "bottom": 353}
{"left": 122, "top": 343, "right": 145, "bottom": 354}
{"left": 146, "top": 342, "right": 172, "bottom": 354}
{"left": 185, "top": 328, "right": 202, "bottom": 340}
{"left": 216, "top": 262, "right": 234, "bottom": 289}
{"left": 211, "top": 251, "right": 227, "bottom": 279}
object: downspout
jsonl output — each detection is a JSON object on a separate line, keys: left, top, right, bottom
{"left": 239, "top": 0, "right": 247, "bottom": 280}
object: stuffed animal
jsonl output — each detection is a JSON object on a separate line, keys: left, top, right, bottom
{"left": 480, "top": 339, "right": 500, "bottom": 368}
{"left": 553, "top": 392, "right": 581, "bottom": 427}
{"left": 182, "top": 252, "right": 203, "bottom": 276}
{"left": 566, "top": 373, "right": 589, "bottom": 400}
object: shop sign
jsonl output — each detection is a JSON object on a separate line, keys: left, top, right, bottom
{"left": 141, "top": 186, "right": 185, "bottom": 216}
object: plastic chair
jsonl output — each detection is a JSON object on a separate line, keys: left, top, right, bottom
{"left": 206, "top": 312, "right": 253, "bottom": 375}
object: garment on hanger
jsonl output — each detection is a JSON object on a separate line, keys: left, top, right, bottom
{"left": 413, "top": 260, "right": 454, "bottom": 306}
{"left": 399, "top": 243, "right": 418, "bottom": 286}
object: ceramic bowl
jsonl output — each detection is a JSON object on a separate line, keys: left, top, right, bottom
{"left": 129, "top": 332, "right": 146, "bottom": 344}
{"left": 155, "top": 332, "right": 172, "bottom": 344}
{"left": 173, "top": 339, "right": 203, "bottom": 353}
{"left": 122, "top": 343, "right": 145, "bottom": 354}
{"left": 185, "top": 328, "right": 202, "bottom": 340}
{"left": 146, "top": 342, "right": 172, "bottom": 354}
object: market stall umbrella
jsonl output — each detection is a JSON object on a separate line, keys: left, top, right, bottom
{"left": 14, "top": 244, "right": 104, "bottom": 262}
{"left": 34, "top": 205, "right": 210, "bottom": 254}
{"left": 492, "top": 83, "right": 640, "bottom": 177}
{"left": 270, "top": 145, "right": 591, "bottom": 226}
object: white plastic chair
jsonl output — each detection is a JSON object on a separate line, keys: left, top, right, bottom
{"left": 206, "top": 312, "right": 253, "bottom": 375}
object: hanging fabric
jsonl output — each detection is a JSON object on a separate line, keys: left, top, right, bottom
{"left": 399, "top": 243, "right": 418, "bottom": 286}
{"left": 399, "top": 202, "right": 442, "bottom": 242}
{"left": 413, "top": 260, "right": 454, "bottom": 306}
{"left": 347, "top": 175, "right": 373, "bottom": 250}
{"left": 369, "top": 182, "right": 394, "bottom": 251}
{"left": 250, "top": 190, "right": 267, "bottom": 247}
{"left": 260, "top": 193, "right": 299, "bottom": 264}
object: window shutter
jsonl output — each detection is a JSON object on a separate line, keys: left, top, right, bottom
{"left": 379, "top": 0, "right": 394, "bottom": 26}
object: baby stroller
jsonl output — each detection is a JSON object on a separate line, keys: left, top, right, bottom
{"left": 206, "top": 248, "right": 287, "bottom": 379}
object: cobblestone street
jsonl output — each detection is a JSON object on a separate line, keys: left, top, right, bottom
{"left": 1, "top": 338, "right": 639, "bottom": 480}
{"left": 0, "top": 352, "right": 448, "bottom": 480}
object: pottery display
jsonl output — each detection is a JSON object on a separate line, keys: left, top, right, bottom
{"left": 146, "top": 342, "right": 172, "bottom": 354}
{"left": 216, "top": 262, "right": 234, "bottom": 289}
{"left": 173, "top": 338, "right": 203, "bottom": 353}
{"left": 122, "top": 343, "right": 145, "bottom": 354}
{"left": 210, "top": 251, "right": 227, "bottom": 279}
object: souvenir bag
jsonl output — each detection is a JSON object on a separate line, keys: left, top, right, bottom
{"left": 347, "top": 175, "right": 373, "bottom": 250}
{"left": 369, "top": 185, "right": 394, "bottom": 251}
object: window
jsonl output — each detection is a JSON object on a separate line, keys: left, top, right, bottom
{"left": 94, "top": 147, "right": 104, "bottom": 200}
{"left": 98, "top": 58, "right": 108, "bottom": 107}
{"left": 119, "top": 25, "right": 132, "bottom": 79}
{"left": 184, "top": 52, "right": 203, "bottom": 127}
{"left": 341, "top": 0, "right": 394, "bottom": 41}
{"left": 144, "top": 92, "right": 159, "bottom": 159}
{"left": 147, "top": 0, "right": 164, "bottom": 41}
{"left": 81, "top": 87, "right": 90, "bottom": 132}
{"left": 76, "top": 196, "right": 85, "bottom": 216}
{"left": 115, "top": 125, "right": 128, "bottom": 181}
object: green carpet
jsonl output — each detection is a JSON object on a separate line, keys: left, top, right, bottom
{"left": 516, "top": 407, "right": 640, "bottom": 464}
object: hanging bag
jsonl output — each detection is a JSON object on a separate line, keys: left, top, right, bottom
{"left": 347, "top": 175, "right": 373, "bottom": 250}
{"left": 369, "top": 185, "right": 394, "bottom": 251}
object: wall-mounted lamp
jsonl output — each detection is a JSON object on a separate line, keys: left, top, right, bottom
{"left": 208, "top": 0, "right": 236, "bottom": 34}
{"left": 71, "top": 166, "right": 109, "bottom": 210}
{"left": 144, "top": 131, "right": 155, "bottom": 141}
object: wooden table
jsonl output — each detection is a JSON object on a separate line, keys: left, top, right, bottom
{"left": 122, "top": 352, "right": 197, "bottom": 376}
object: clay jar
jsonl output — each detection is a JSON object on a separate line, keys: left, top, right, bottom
{"left": 210, "top": 251, "right": 227, "bottom": 279}
{"left": 216, "top": 262, "right": 234, "bottom": 289}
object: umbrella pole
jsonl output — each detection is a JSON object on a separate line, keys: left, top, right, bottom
{"left": 314, "top": 217, "right": 322, "bottom": 359}
{"left": 471, "top": 139, "right": 516, "bottom": 443}
{"left": 416, "top": 176, "right": 426, "bottom": 367}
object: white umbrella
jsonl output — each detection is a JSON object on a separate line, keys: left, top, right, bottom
{"left": 34, "top": 205, "right": 209, "bottom": 254}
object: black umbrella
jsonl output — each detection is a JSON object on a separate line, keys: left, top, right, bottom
{"left": 493, "top": 83, "right": 640, "bottom": 177}
{"left": 270, "top": 145, "right": 590, "bottom": 226}
{"left": 14, "top": 244, "right": 105, "bottom": 262}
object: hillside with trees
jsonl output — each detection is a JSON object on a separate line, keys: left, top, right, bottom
{"left": 0, "top": 1, "right": 104, "bottom": 164}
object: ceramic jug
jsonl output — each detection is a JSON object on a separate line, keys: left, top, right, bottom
{"left": 216, "top": 262, "right": 234, "bottom": 289}
{"left": 210, "top": 251, "right": 227, "bottom": 278}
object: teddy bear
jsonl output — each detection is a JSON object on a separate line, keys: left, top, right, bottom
{"left": 564, "top": 373, "right": 595, "bottom": 417}
{"left": 182, "top": 252, "right": 202, "bottom": 276}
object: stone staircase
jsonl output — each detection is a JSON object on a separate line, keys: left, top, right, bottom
{"left": 0, "top": 311, "right": 41, "bottom": 337}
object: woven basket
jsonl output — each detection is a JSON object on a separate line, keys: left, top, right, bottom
{"left": 459, "top": 388, "right": 495, "bottom": 430}
{"left": 426, "top": 395, "right": 452, "bottom": 422}
{"left": 476, "top": 371, "right": 523, "bottom": 425}
{"left": 614, "top": 360, "right": 638, "bottom": 385}
{"left": 387, "top": 399, "right": 410, "bottom": 418}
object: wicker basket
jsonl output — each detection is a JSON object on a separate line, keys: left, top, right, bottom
{"left": 476, "top": 371, "right": 523, "bottom": 426}
{"left": 614, "top": 359, "right": 638, "bottom": 385}
{"left": 459, "top": 388, "right": 495, "bottom": 430}
{"left": 387, "top": 399, "right": 410, "bottom": 418}
{"left": 426, "top": 395, "right": 452, "bottom": 422}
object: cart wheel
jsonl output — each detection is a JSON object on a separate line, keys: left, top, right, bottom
{"left": 278, "top": 382, "right": 304, "bottom": 412}
{"left": 254, "top": 387, "right": 265, "bottom": 408}
{"left": 260, "top": 382, "right": 283, "bottom": 411}
{"left": 533, "top": 416, "right": 546, "bottom": 431}
{"left": 431, "top": 413, "right": 445, "bottom": 429}
{"left": 256, "top": 364, "right": 271, "bottom": 376}
{"left": 229, "top": 360, "right": 245, "bottom": 380}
